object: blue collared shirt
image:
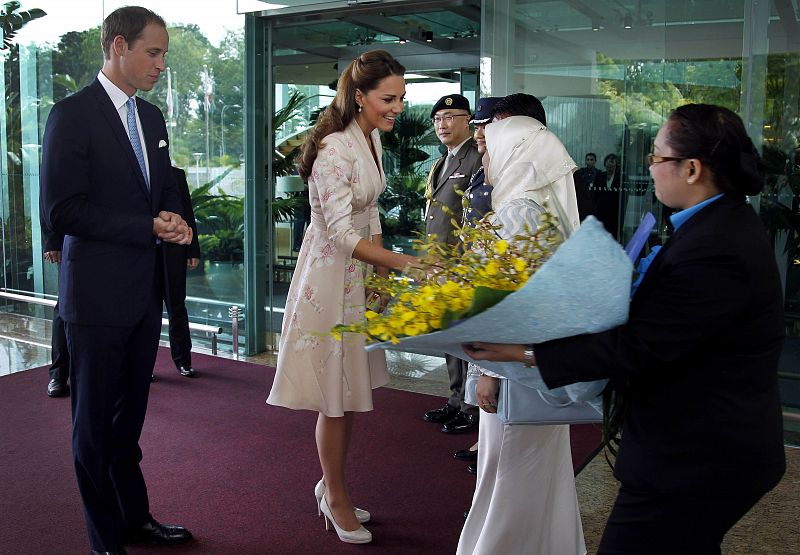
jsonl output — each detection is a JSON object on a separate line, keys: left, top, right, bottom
{"left": 669, "top": 193, "right": 725, "bottom": 231}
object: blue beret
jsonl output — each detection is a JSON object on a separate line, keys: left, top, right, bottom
{"left": 470, "top": 97, "right": 501, "bottom": 124}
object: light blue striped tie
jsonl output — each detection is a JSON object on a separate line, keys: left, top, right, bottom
{"left": 126, "top": 97, "right": 149, "bottom": 189}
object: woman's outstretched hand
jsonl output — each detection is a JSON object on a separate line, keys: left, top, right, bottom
{"left": 463, "top": 342, "right": 529, "bottom": 364}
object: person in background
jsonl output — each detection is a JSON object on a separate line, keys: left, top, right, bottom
{"left": 461, "top": 96, "right": 501, "bottom": 224}
{"left": 423, "top": 94, "right": 483, "bottom": 435}
{"left": 574, "top": 152, "right": 598, "bottom": 188}
{"left": 464, "top": 104, "right": 786, "bottom": 553}
{"left": 267, "top": 50, "right": 417, "bottom": 546}
{"left": 40, "top": 7, "right": 194, "bottom": 553}
{"left": 593, "top": 153, "right": 622, "bottom": 238}
{"left": 42, "top": 229, "right": 69, "bottom": 398}
{"left": 292, "top": 185, "right": 311, "bottom": 252}
{"left": 573, "top": 152, "right": 598, "bottom": 219}
{"left": 154, "top": 166, "right": 200, "bottom": 381}
{"left": 453, "top": 96, "right": 501, "bottom": 470}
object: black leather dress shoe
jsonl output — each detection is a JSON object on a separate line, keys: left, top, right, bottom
{"left": 178, "top": 365, "right": 196, "bottom": 377}
{"left": 91, "top": 550, "right": 128, "bottom": 555}
{"left": 467, "top": 462, "right": 477, "bottom": 474}
{"left": 47, "top": 378, "right": 69, "bottom": 397}
{"left": 453, "top": 447, "right": 478, "bottom": 462}
{"left": 424, "top": 403, "right": 459, "bottom": 423}
{"left": 125, "top": 518, "right": 192, "bottom": 545}
{"left": 442, "top": 412, "right": 478, "bottom": 434}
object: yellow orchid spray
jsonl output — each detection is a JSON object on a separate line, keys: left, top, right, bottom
{"left": 331, "top": 202, "right": 563, "bottom": 343}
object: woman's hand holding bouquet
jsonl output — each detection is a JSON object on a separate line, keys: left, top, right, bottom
{"left": 333, "top": 209, "right": 564, "bottom": 343}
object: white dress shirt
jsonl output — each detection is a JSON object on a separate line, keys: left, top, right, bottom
{"left": 97, "top": 71, "right": 151, "bottom": 183}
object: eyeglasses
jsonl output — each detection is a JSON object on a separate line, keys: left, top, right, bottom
{"left": 648, "top": 154, "right": 687, "bottom": 166}
{"left": 432, "top": 114, "right": 470, "bottom": 125}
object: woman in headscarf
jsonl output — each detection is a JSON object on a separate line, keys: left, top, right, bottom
{"left": 457, "top": 113, "right": 586, "bottom": 555}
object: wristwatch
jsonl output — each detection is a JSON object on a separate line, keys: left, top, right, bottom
{"left": 522, "top": 345, "right": 535, "bottom": 367}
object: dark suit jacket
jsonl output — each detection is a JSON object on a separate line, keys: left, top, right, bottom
{"left": 425, "top": 138, "right": 482, "bottom": 245}
{"left": 39, "top": 210, "right": 64, "bottom": 253}
{"left": 41, "top": 78, "right": 182, "bottom": 327}
{"left": 537, "top": 194, "right": 786, "bottom": 497}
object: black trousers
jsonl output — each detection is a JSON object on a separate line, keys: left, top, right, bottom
{"left": 66, "top": 291, "right": 162, "bottom": 551}
{"left": 160, "top": 243, "right": 192, "bottom": 369}
{"left": 445, "top": 354, "right": 477, "bottom": 416}
{"left": 49, "top": 302, "right": 69, "bottom": 382}
{"left": 598, "top": 484, "right": 769, "bottom": 554}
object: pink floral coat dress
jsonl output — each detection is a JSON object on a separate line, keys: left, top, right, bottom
{"left": 267, "top": 121, "right": 389, "bottom": 416}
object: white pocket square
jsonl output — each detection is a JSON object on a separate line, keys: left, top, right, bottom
{"left": 158, "top": 139, "right": 168, "bottom": 148}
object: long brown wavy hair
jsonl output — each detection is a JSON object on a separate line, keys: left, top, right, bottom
{"left": 298, "top": 50, "right": 406, "bottom": 181}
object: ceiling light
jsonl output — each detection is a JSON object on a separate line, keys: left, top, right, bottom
{"left": 623, "top": 14, "right": 633, "bottom": 29}
{"left": 425, "top": 30, "right": 433, "bottom": 42}
{"left": 592, "top": 20, "right": 600, "bottom": 31}
{"left": 399, "top": 38, "right": 408, "bottom": 44}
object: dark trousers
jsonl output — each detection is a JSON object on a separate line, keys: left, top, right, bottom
{"left": 445, "top": 354, "right": 477, "bottom": 416}
{"left": 161, "top": 243, "right": 192, "bottom": 369}
{"left": 598, "top": 484, "right": 768, "bottom": 554}
{"left": 49, "top": 302, "right": 69, "bottom": 382}
{"left": 66, "top": 292, "right": 162, "bottom": 551}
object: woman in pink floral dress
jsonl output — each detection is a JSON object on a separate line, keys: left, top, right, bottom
{"left": 267, "top": 50, "right": 417, "bottom": 545}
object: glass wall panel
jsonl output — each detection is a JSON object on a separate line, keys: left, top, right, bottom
{"left": 1, "top": 1, "right": 246, "bottom": 362}
{"left": 264, "top": 3, "right": 480, "bottom": 343}
{"left": 482, "top": 0, "right": 800, "bottom": 425}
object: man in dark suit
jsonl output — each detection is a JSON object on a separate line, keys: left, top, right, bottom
{"left": 40, "top": 7, "right": 193, "bottom": 554}
{"left": 423, "top": 94, "right": 483, "bottom": 434}
{"left": 573, "top": 152, "right": 598, "bottom": 220}
{"left": 153, "top": 166, "right": 201, "bottom": 380}
{"left": 593, "top": 153, "right": 622, "bottom": 239}
{"left": 42, "top": 227, "right": 70, "bottom": 397}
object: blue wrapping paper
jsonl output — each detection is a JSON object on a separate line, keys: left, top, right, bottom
{"left": 366, "top": 216, "right": 633, "bottom": 402}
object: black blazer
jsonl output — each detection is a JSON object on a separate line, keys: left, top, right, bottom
{"left": 41, "top": 78, "right": 182, "bottom": 326}
{"left": 537, "top": 194, "right": 786, "bottom": 496}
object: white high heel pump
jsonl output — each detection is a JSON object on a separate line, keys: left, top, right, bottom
{"left": 314, "top": 479, "right": 370, "bottom": 523}
{"left": 319, "top": 494, "right": 372, "bottom": 544}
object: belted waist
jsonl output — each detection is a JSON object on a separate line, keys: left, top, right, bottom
{"left": 310, "top": 209, "right": 371, "bottom": 232}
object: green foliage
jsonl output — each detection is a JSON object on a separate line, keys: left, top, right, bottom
{"left": 272, "top": 89, "right": 306, "bottom": 178}
{"left": 193, "top": 167, "right": 302, "bottom": 261}
{"left": 760, "top": 144, "right": 800, "bottom": 262}
{"left": 51, "top": 27, "right": 102, "bottom": 97}
{"left": 381, "top": 108, "right": 438, "bottom": 171}
{"left": 379, "top": 169, "right": 426, "bottom": 237}
{"left": 378, "top": 108, "right": 437, "bottom": 238}
{"left": 0, "top": 1, "right": 45, "bottom": 50}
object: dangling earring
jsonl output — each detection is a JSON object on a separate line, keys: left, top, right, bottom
{"left": 357, "top": 104, "right": 362, "bottom": 113}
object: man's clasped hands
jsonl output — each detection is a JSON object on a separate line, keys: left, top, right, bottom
{"left": 153, "top": 211, "right": 193, "bottom": 245}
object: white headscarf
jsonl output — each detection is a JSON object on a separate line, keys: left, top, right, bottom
{"left": 485, "top": 116, "right": 580, "bottom": 236}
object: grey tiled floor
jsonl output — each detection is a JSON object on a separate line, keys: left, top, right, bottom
{"left": 2, "top": 314, "right": 798, "bottom": 554}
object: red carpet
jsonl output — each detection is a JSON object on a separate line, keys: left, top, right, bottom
{"left": 0, "top": 349, "right": 601, "bottom": 554}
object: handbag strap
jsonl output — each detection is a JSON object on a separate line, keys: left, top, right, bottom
{"left": 536, "top": 389, "right": 575, "bottom": 408}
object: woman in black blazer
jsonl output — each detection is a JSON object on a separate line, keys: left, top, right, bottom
{"left": 464, "top": 104, "right": 786, "bottom": 554}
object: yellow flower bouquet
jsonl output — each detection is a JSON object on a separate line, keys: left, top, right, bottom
{"left": 332, "top": 209, "right": 564, "bottom": 344}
